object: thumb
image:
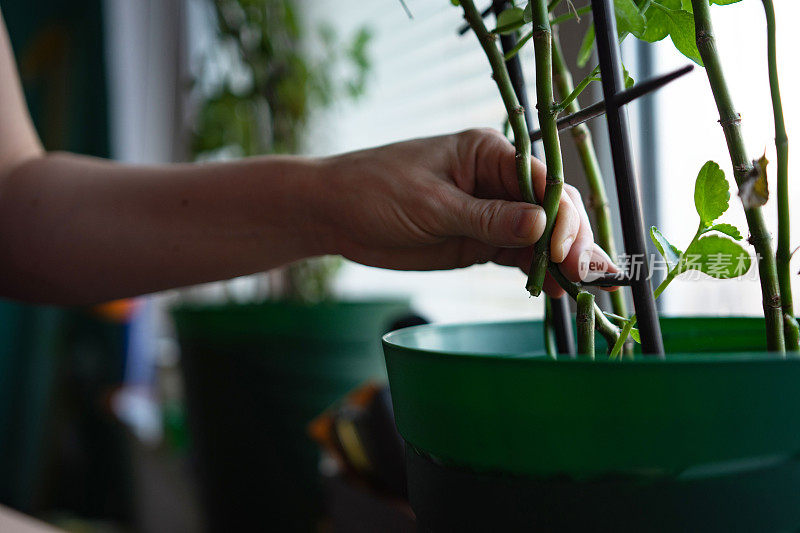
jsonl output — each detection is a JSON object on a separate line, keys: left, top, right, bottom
{"left": 456, "top": 197, "right": 546, "bottom": 247}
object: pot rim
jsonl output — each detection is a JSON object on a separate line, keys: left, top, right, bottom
{"left": 383, "top": 317, "right": 795, "bottom": 364}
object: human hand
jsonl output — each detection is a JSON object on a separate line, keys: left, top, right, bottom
{"left": 316, "top": 128, "right": 617, "bottom": 297}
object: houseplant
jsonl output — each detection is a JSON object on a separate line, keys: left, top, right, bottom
{"left": 383, "top": 0, "right": 800, "bottom": 529}
{"left": 171, "top": 1, "right": 411, "bottom": 530}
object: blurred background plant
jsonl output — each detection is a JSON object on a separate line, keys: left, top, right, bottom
{"left": 191, "top": 0, "right": 372, "bottom": 302}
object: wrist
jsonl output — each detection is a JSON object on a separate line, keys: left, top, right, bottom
{"left": 294, "top": 155, "right": 343, "bottom": 257}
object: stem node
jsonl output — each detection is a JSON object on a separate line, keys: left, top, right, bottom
{"left": 693, "top": 0, "right": 785, "bottom": 352}
{"left": 718, "top": 114, "right": 742, "bottom": 127}
{"left": 577, "top": 291, "right": 595, "bottom": 358}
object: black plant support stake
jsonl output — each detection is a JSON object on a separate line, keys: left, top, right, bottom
{"left": 491, "top": 0, "right": 575, "bottom": 357}
{"left": 590, "top": 0, "right": 664, "bottom": 356}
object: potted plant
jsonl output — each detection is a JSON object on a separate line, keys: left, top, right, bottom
{"left": 170, "top": 1, "right": 411, "bottom": 530}
{"left": 383, "top": 0, "right": 800, "bottom": 529}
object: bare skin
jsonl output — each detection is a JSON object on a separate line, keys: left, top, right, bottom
{"left": 0, "top": 10, "right": 614, "bottom": 304}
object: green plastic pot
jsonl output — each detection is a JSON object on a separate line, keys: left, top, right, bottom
{"left": 173, "top": 299, "right": 410, "bottom": 532}
{"left": 382, "top": 317, "right": 800, "bottom": 531}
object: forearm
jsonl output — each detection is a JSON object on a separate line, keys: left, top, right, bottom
{"left": 0, "top": 152, "right": 329, "bottom": 304}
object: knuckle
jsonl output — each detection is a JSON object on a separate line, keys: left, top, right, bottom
{"left": 475, "top": 201, "right": 503, "bottom": 236}
{"left": 459, "top": 127, "right": 504, "bottom": 147}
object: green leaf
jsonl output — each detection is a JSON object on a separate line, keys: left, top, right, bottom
{"left": 682, "top": 235, "right": 752, "bottom": 279}
{"left": 650, "top": 226, "right": 683, "bottom": 269}
{"left": 523, "top": 1, "right": 532, "bottom": 23}
{"left": 642, "top": 0, "right": 682, "bottom": 41}
{"left": 707, "top": 223, "right": 742, "bottom": 240}
{"left": 630, "top": 328, "right": 641, "bottom": 343}
{"left": 681, "top": 0, "right": 741, "bottom": 10}
{"left": 450, "top": 0, "right": 460, "bottom": 6}
{"left": 640, "top": 6, "right": 671, "bottom": 42}
{"left": 577, "top": 24, "right": 595, "bottom": 67}
{"left": 643, "top": 2, "right": 703, "bottom": 66}
{"left": 694, "top": 161, "right": 730, "bottom": 226}
{"left": 496, "top": 7, "right": 525, "bottom": 34}
{"left": 615, "top": 0, "right": 646, "bottom": 36}
{"left": 666, "top": 11, "right": 703, "bottom": 65}
{"left": 622, "top": 64, "right": 635, "bottom": 89}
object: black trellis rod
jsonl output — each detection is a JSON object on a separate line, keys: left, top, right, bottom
{"left": 529, "top": 64, "right": 693, "bottom": 142}
{"left": 492, "top": 0, "right": 576, "bottom": 356}
{"left": 591, "top": 0, "right": 664, "bottom": 356}
{"left": 580, "top": 271, "right": 634, "bottom": 288}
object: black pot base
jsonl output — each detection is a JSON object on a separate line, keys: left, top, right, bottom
{"left": 407, "top": 447, "right": 800, "bottom": 532}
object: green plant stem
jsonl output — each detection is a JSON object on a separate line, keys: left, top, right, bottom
{"left": 576, "top": 291, "right": 595, "bottom": 358}
{"left": 609, "top": 272, "right": 674, "bottom": 358}
{"left": 496, "top": 4, "right": 590, "bottom": 38}
{"left": 551, "top": 30, "right": 627, "bottom": 321}
{"left": 763, "top": 0, "right": 799, "bottom": 351}
{"left": 548, "top": 264, "right": 620, "bottom": 348}
{"left": 609, "top": 224, "right": 706, "bottom": 358}
{"left": 553, "top": 66, "right": 600, "bottom": 114}
{"left": 461, "top": 0, "right": 620, "bottom": 350}
{"left": 544, "top": 296, "right": 557, "bottom": 358}
{"left": 691, "top": 0, "right": 785, "bottom": 353}
{"left": 503, "top": 30, "right": 534, "bottom": 61}
{"left": 526, "top": 0, "right": 564, "bottom": 297}
{"left": 461, "top": 0, "right": 534, "bottom": 204}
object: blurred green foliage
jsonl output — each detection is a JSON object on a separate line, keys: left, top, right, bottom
{"left": 192, "top": 0, "right": 372, "bottom": 301}
{"left": 193, "top": 0, "right": 371, "bottom": 157}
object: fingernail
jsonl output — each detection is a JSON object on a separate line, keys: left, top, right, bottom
{"left": 514, "top": 206, "right": 543, "bottom": 240}
{"left": 558, "top": 236, "right": 575, "bottom": 261}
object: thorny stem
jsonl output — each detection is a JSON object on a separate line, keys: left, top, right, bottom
{"left": 609, "top": 271, "right": 675, "bottom": 358}
{"left": 526, "top": 0, "right": 564, "bottom": 297}
{"left": 548, "top": 264, "right": 620, "bottom": 348}
{"left": 461, "top": 0, "right": 534, "bottom": 204}
{"left": 551, "top": 29, "right": 627, "bottom": 320}
{"left": 762, "top": 0, "right": 799, "bottom": 351}
{"left": 492, "top": 0, "right": 576, "bottom": 356}
{"left": 577, "top": 291, "right": 595, "bottom": 358}
{"left": 691, "top": 0, "right": 785, "bottom": 353}
{"left": 609, "top": 224, "right": 704, "bottom": 358}
{"left": 461, "top": 0, "right": 620, "bottom": 350}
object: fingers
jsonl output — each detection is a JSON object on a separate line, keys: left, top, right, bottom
{"left": 454, "top": 128, "right": 547, "bottom": 201}
{"left": 447, "top": 192, "right": 547, "bottom": 248}
{"left": 549, "top": 186, "right": 583, "bottom": 263}
{"left": 557, "top": 184, "right": 595, "bottom": 278}
{"left": 584, "top": 243, "right": 621, "bottom": 292}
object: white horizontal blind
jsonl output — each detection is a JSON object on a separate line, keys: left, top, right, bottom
{"left": 303, "top": 0, "right": 544, "bottom": 323}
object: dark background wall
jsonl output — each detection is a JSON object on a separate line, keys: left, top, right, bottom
{"left": 0, "top": 0, "right": 132, "bottom": 525}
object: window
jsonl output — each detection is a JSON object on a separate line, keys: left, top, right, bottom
{"left": 305, "top": 1, "right": 546, "bottom": 323}
{"left": 651, "top": 2, "right": 799, "bottom": 316}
